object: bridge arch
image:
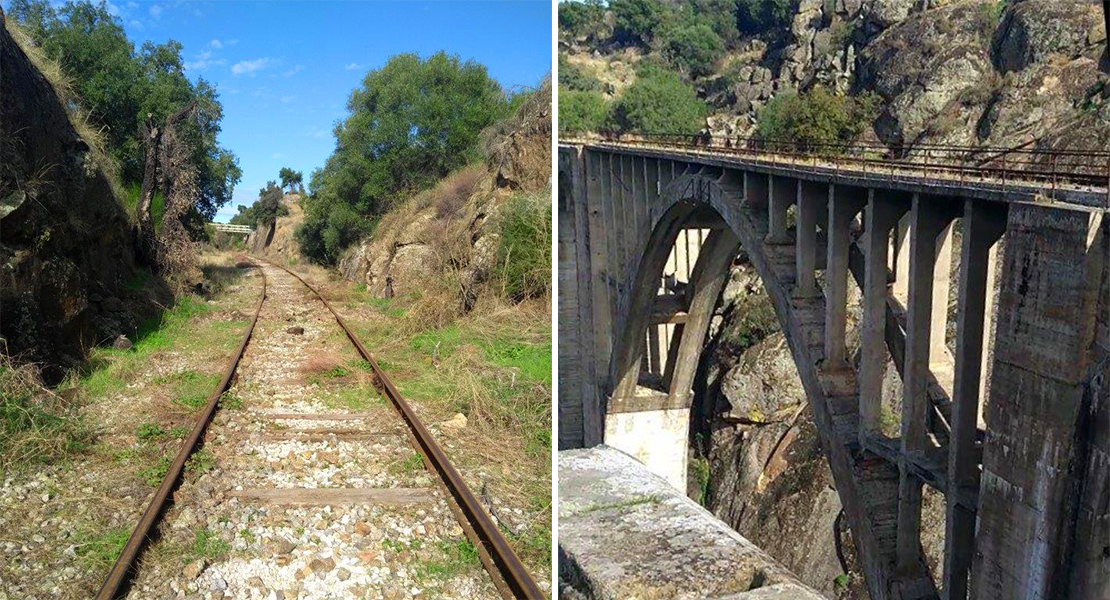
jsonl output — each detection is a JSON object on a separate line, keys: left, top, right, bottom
{"left": 604, "top": 171, "right": 742, "bottom": 490}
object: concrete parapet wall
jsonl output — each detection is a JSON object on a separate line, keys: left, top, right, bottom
{"left": 559, "top": 446, "right": 826, "bottom": 600}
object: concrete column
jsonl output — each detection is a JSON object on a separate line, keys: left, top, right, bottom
{"left": 824, "top": 185, "right": 867, "bottom": 371}
{"left": 942, "top": 199, "right": 1006, "bottom": 600}
{"left": 930, "top": 223, "right": 954, "bottom": 374}
{"left": 605, "top": 406, "right": 690, "bottom": 490}
{"left": 795, "top": 181, "right": 824, "bottom": 299}
{"left": 978, "top": 242, "right": 999, "bottom": 421}
{"left": 893, "top": 215, "right": 911, "bottom": 305}
{"left": 859, "top": 192, "right": 909, "bottom": 438}
{"left": 767, "top": 175, "right": 794, "bottom": 244}
{"left": 897, "top": 194, "right": 958, "bottom": 573}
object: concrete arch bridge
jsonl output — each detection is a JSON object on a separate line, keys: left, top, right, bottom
{"left": 557, "top": 134, "right": 1109, "bottom": 600}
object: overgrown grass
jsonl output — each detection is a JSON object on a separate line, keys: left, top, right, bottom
{"left": 191, "top": 528, "right": 230, "bottom": 560}
{"left": 73, "top": 297, "right": 231, "bottom": 403}
{"left": 495, "top": 190, "right": 552, "bottom": 301}
{"left": 73, "top": 526, "right": 130, "bottom": 570}
{"left": 0, "top": 358, "right": 93, "bottom": 474}
{"left": 123, "top": 183, "right": 166, "bottom": 233}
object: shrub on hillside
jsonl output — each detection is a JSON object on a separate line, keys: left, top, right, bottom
{"left": 737, "top": 0, "right": 797, "bottom": 34}
{"left": 756, "top": 87, "right": 877, "bottom": 150}
{"left": 687, "top": 0, "right": 742, "bottom": 47}
{"left": 558, "top": 55, "right": 603, "bottom": 92}
{"left": 608, "top": 64, "right": 707, "bottom": 134}
{"left": 496, "top": 191, "right": 552, "bottom": 301}
{"left": 610, "top": 0, "right": 668, "bottom": 45}
{"left": 295, "top": 199, "right": 372, "bottom": 265}
{"left": 559, "top": 89, "right": 611, "bottom": 133}
{"left": 660, "top": 22, "right": 724, "bottom": 78}
{"left": 558, "top": 0, "right": 608, "bottom": 40}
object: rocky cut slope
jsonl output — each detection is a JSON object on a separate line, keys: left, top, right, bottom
{"left": 338, "top": 79, "right": 552, "bottom": 305}
{"left": 0, "top": 12, "right": 164, "bottom": 380}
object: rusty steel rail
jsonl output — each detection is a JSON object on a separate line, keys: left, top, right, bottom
{"left": 263, "top": 259, "right": 544, "bottom": 600}
{"left": 96, "top": 260, "right": 267, "bottom": 600}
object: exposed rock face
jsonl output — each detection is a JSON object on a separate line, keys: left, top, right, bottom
{"left": 0, "top": 17, "right": 161, "bottom": 378}
{"left": 993, "top": 0, "right": 1103, "bottom": 73}
{"left": 242, "top": 194, "right": 305, "bottom": 264}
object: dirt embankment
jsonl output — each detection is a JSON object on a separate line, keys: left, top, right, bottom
{"left": 0, "top": 13, "right": 167, "bottom": 380}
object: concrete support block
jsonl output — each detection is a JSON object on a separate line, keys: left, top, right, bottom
{"left": 795, "top": 181, "right": 825, "bottom": 299}
{"left": 745, "top": 171, "right": 769, "bottom": 210}
{"left": 930, "top": 223, "right": 954, "bottom": 374}
{"left": 604, "top": 406, "right": 691, "bottom": 490}
{"left": 942, "top": 199, "right": 1006, "bottom": 600}
{"left": 893, "top": 215, "right": 911, "bottom": 305}
{"left": 767, "top": 175, "right": 794, "bottom": 245}
{"left": 825, "top": 185, "right": 867, "bottom": 371}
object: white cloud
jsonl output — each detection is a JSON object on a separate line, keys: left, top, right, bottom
{"left": 185, "top": 49, "right": 226, "bottom": 72}
{"left": 280, "top": 95, "right": 297, "bottom": 104}
{"left": 227, "top": 39, "right": 240, "bottom": 46}
{"left": 306, "top": 127, "right": 329, "bottom": 139}
{"left": 106, "top": 2, "right": 120, "bottom": 16}
{"left": 126, "top": 2, "right": 138, "bottom": 8}
{"left": 283, "top": 65, "right": 304, "bottom": 77}
{"left": 344, "top": 63, "right": 362, "bottom": 71}
{"left": 272, "top": 152, "right": 285, "bottom": 159}
{"left": 149, "top": 4, "right": 163, "bottom": 18}
{"left": 231, "top": 58, "right": 271, "bottom": 76}
{"left": 210, "top": 39, "right": 223, "bottom": 49}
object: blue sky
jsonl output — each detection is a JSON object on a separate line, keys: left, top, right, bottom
{"left": 49, "top": 0, "right": 553, "bottom": 221}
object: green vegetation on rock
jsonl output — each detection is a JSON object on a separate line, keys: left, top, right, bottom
{"left": 756, "top": 87, "right": 878, "bottom": 149}
{"left": 609, "top": 64, "right": 708, "bottom": 134}
{"left": 7, "top": 0, "right": 241, "bottom": 220}
{"left": 297, "top": 52, "right": 518, "bottom": 264}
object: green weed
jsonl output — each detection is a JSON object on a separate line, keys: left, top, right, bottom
{"left": 186, "top": 448, "right": 216, "bottom": 475}
{"left": 135, "top": 422, "right": 165, "bottom": 441}
{"left": 192, "top": 529, "right": 230, "bottom": 559}
{"left": 73, "top": 526, "right": 130, "bottom": 570}
{"left": 139, "top": 455, "right": 171, "bottom": 487}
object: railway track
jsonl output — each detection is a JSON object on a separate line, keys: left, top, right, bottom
{"left": 96, "top": 258, "right": 542, "bottom": 600}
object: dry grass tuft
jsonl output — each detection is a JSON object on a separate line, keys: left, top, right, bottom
{"left": 433, "top": 165, "right": 485, "bottom": 219}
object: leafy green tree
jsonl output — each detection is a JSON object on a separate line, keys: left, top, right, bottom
{"left": 610, "top": 0, "right": 668, "bottom": 46}
{"left": 756, "top": 87, "right": 878, "bottom": 149}
{"left": 298, "top": 51, "right": 510, "bottom": 264}
{"left": 737, "top": 0, "right": 796, "bottom": 34}
{"left": 278, "top": 167, "right": 304, "bottom": 193}
{"left": 660, "top": 22, "right": 724, "bottom": 77}
{"left": 609, "top": 64, "right": 707, "bottom": 134}
{"left": 559, "top": 89, "right": 610, "bottom": 132}
{"left": 7, "top": 0, "right": 241, "bottom": 221}
{"left": 558, "top": 0, "right": 607, "bottom": 40}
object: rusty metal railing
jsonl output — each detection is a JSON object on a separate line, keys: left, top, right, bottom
{"left": 564, "top": 131, "right": 1110, "bottom": 202}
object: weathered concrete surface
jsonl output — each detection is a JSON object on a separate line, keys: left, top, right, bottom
{"left": 559, "top": 446, "right": 825, "bottom": 600}
{"left": 971, "top": 206, "right": 1108, "bottom": 600}
{"left": 604, "top": 406, "right": 690, "bottom": 491}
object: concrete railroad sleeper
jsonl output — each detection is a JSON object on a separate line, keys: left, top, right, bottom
{"left": 95, "top": 257, "right": 543, "bottom": 600}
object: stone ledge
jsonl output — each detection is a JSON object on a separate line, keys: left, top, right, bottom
{"left": 559, "top": 445, "right": 826, "bottom": 600}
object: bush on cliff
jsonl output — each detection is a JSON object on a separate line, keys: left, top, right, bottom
{"left": 608, "top": 64, "right": 707, "bottom": 134}
{"left": 756, "top": 86, "right": 878, "bottom": 149}
{"left": 560, "top": 89, "right": 611, "bottom": 133}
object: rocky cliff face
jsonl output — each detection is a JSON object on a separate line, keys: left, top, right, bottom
{"left": 0, "top": 15, "right": 163, "bottom": 380}
{"left": 244, "top": 194, "right": 303, "bottom": 261}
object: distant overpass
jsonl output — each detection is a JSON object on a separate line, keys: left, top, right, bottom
{"left": 558, "top": 133, "right": 1108, "bottom": 600}
{"left": 209, "top": 223, "right": 253, "bottom": 234}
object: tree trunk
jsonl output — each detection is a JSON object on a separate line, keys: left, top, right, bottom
{"left": 137, "top": 114, "right": 161, "bottom": 261}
